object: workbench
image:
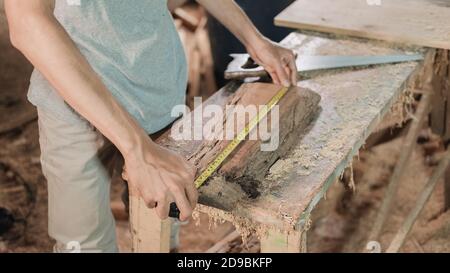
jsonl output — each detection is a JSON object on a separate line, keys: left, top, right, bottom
{"left": 270, "top": 0, "right": 450, "bottom": 252}
{"left": 131, "top": 31, "right": 426, "bottom": 253}
{"left": 209, "top": 32, "right": 424, "bottom": 253}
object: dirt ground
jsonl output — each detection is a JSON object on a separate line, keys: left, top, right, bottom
{"left": 1, "top": 2, "right": 450, "bottom": 253}
{"left": 308, "top": 135, "right": 450, "bottom": 253}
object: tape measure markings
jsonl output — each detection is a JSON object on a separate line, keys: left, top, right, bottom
{"left": 193, "top": 86, "right": 290, "bottom": 189}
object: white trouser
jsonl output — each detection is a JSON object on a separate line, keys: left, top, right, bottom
{"left": 37, "top": 107, "right": 178, "bottom": 253}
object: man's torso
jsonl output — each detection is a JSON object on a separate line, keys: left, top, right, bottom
{"left": 29, "top": 0, "right": 187, "bottom": 133}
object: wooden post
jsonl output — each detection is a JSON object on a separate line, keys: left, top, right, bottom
{"left": 386, "top": 149, "right": 450, "bottom": 253}
{"left": 260, "top": 229, "right": 306, "bottom": 253}
{"left": 368, "top": 92, "right": 432, "bottom": 243}
{"left": 129, "top": 195, "right": 172, "bottom": 253}
{"left": 444, "top": 48, "right": 450, "bottom": 211}
{"left": 445, "top": 161, "right": 450, "bottom": 211}
{"left": 430, "top": 50, "right": 449, "bottom": 136}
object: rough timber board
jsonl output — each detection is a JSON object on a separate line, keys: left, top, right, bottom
{"left": 156, "top": 81, "right": 320, "bottom": 211}
{"left": 196, "top": 85, "right": 320, "bottom": 211}
{"left": 200, "top": 32, "right": 424, "bottom": 231}
{"left": 275, "top": 0, "right": 450, "bottom": 50}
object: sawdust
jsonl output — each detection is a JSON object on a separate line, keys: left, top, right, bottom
{"left": 319, "top": 125, "right": 362, "bottom": 161}
{"left": 196, "top": 188, "right": 312, "bottom": 248}
{"left": 264, "top": 111, "right": 323, "bottom": 181}
{"left": 259, "top": 60, "right": 420, "bottom": 232}
{"left": 267, "top": 142, "right": 320, "bottom": 180}
{"left": 386, "top": 87, "right": 415, "bottom": 128}
{"left": 346, "top": 162, "right": 356, "bottom": 192}
{"left": 316, "top": 63, "right": 417, "bottom": 157}
{"left": 266, "top": 159, "right": 295, "bottom": 181}
{"left": 273, "top": 199, "right": 302, "bottom": 228}
{"left": 262, "top": 58, "right": 421, "bottom": 227}
{"left": 195, "top": 204, "right": 270, "bottom": 247}
{"left": 285, "top": 31, "right": 426, "bottom": 57}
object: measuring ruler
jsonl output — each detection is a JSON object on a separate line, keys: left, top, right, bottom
{"left": 169, "top": 86, "right": 290, "bottom": 219}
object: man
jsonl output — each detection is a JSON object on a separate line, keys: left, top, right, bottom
{"left": 5, "top": 0, "right": 297, "bottom": 252}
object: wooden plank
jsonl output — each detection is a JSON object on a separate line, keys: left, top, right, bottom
{"left": 275, "top": 0, "right": 450, "bottom": 50}
{"left": 445, "top": 165, "right": 450, "bottom": 211}
{"left": 430, "top": 49, "right": 449, "bottom": 135}
{"left": 155, "top": 82, "right": 321, "bottom": 211}
{"left": 129, "top": 195, "right": 171, "bottom": 253}
{"left": 189, "top": 33, "right": 425, "bottom": 233}
{"left": 223, "top": 33, "right": 424, "bottom": 231}
{"left": 427, "top": 48, "right": 450, "bottom": 212}
{"left": 129, "top": 81, "right": 319, "bottom": 253}
{"left": 137, "top": 33, "right": 423, "bottom": 244}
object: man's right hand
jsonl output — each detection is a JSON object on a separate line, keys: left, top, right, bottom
{"left": 5, "top": 0, "right": 198, "bottom": 221}
{"left": 122, "top": 139, "right": 198, "bottom": 221}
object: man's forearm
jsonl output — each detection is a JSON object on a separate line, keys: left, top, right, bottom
{"left": 5, "top": 0, "right": 150, "bottom": 157}
{"left": 197, "top": 0, "right": 265, "bottom": 50}
{"left": 197, "top": 0, "right": 297, "bottom": 86}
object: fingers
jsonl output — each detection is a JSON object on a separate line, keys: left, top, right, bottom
{"left": 121, "top": 171, "right": 128, "bottom": 181}
{"left": 288, "top": 57, "right": 298, "bottom": 85}
{"left": 153, "top": 172, "right": 171, "bottom": 219}
{"left": 140, "top": 187, "right": 157, "bottom": 208}
{"left": 267, "top": 68, "right": 281, "bottom": 85}
{"left": 126, "top": 147, "right": 198, "bottom": 221}
{"left": 122, "top": 166, "right": 129, "bottom": 181}
{"left": 142, "top": 195, "right": 157, "bottom": 208}
{"left": 268, "top": 57, "right": 294, "bottom": 87}
{"left": 284, "top": 65, "right": 292, "bottom": 85}
{"left": 185, "top": 183, "right": 199, "bottom": 210}
{"left": 155, "top": 198, "right": 170, "bottom": 220}
{"left": 166, "top": 169, "right": 196, "bottom": 221}
{"left": 281, "top": 53, "right": 297, "bottom": 86}
{"left": 184, "top": 160, "right": 197, "bottom": 179}
{"left": 172, "top": 190, "right": 192, "bottom": 221}
{"left": 182, "top": 161, "right": 198, "bottom": 209}
{"left": 275, "top": 62, "right": 291, "bottom": 87}
{"left": 255, "top": 42, "right": 297, "bottom": 87}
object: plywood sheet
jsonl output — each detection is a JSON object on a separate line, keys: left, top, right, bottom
{"left": 275, "top": 0, "right": 450, "bottom": 50}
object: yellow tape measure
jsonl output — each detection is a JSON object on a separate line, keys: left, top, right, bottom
{"left": 193, "top": 86, "right": 290, "bottom": 189}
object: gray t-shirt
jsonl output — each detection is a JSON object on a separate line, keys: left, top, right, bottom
{"left": 28, "top": 0, "right": 187, "bottom": 133}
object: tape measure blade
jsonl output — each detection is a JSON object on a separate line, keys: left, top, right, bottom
{"left": 193, "top": 86, "right": 289, "bottom": 189}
